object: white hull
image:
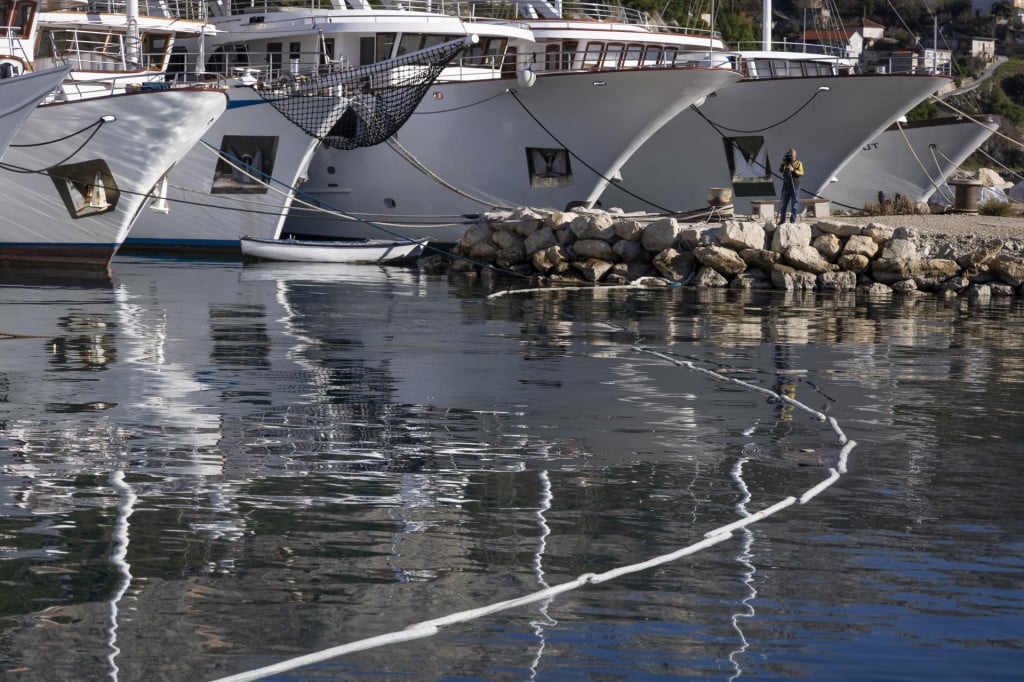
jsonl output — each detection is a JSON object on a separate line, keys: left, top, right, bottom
{"left": 285, "top": 67, "right": 741, "bottom": 244}
{"left": 824, "top": 114, "right": 1001, "bottom": 209}
{"left": 0, "top": 65, "right": 71, "bottom": 159}
{"left": 0, "top": 87, "right": 227, "bottom": 268}
{"left": 240, "top": 236, "right": 427, "bottom": 263}
{"left": 599, "top": 73, "right": 951, "bottom": 215}
{"left": 125, "top": 85, "right": 324, "bottom": 251}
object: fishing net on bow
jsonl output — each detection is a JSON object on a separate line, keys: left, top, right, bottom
{"left": 255, "top": 37, "right": 471, "bottom": 150}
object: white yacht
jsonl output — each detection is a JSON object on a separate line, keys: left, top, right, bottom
{"left": 824, "top": 114, "right": 1001, "bottom": 210}
{"left": 214, "top": 0, "right": 744, "bottom": 244}
{"left": 0, "top": 64, "right": 71, "bottom": 159}
{"left": 598, "top": 1, "right": 953, "bottom": 216}
{"left": 0, "top": 0, "right": 230, "bottom": 269}
{"left": 1, "top": 87, "right": 227, "bottom": 268}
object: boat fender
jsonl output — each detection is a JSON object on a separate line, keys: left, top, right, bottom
{"left": 517, "top": 68, "right": 536, "bottom": 88}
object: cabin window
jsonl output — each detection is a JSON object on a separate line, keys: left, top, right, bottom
{"left": 166, "top": 45, "right": 187, "bottom": 81}
{"left": 12, "top": 0, "right": 34, "bottom": 38}
{"left": 141, "top": 33, "right": 170, "bottom": 70}
{"left": 544, "top": 44, "right": 561, "bottom": 72}
{"left": 266, "top": 42, "right": 282, "bottom": 76}
{"left": 752, "top": 58, "right": 773, "bottom": 78}
{"left": 643, "top": 46, "right": 662, "bottom": 66}
{"left": 582, "top": 42, "right": 603, "bottom": 68}
{"left": 560, "top": 40, "right": 578, "bottom": 70}
{"left": 624, "top": 44, "right": 643, "bottom": 68}
{"left": 206, "top": 44, "right": 250, "bottom": 75}
{"left": 501, "top": 45, "right": 517, "bottom": 76}
{"left": 465, "top": 36, "right": 492, "bottom": 66}
{"left": 662, "top": 47, "right": 678, "bottom": 66}
{"left": 375, "top": 33, "right": 396, "bottom": 62}
{"left": 484, "top": 37, "right": 506, "bottom": 68}
{"left": 603, "top": 43, "right": 624, "bottom": 68}
{"left": 464, "top": 37, "right": 503, "bottom": 67}
{"left": 398, "top": 34, "right": 427, "bottom": 56}
{"left": 321, "top": 38, "right": 335, "bottom": 65}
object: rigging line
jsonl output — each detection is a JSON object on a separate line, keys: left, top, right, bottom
{"left": 505, "top": 89, "right": 676, "bottom": 214}
{"left": 210, "top": 342, "right": 856, "bottom": 682}
{"left": 385, "top": 135, "right": 509, "bottom": 209}
{"left": 8, "top": 117, "right": 106, "bottom": 148}
{"left": 0, "top": 121, "right": 107, "bottom": 174}
{"left": 688, "top": 86, "right": 831, "bottom": 135}
{"left": 200, "top": 141, "right": 532, "bottom": 279}
{"left": 895, "top": 120, "right": 954, "bottom": 203}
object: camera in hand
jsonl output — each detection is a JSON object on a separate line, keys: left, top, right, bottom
{"left": 783, "top": 152, "right": 793, "bottom": 163}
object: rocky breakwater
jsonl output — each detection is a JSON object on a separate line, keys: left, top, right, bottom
{"left": 446, "top": 208, "right": 1024, "bottom": 300}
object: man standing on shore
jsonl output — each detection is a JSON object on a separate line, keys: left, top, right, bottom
{"left": 779, "top": 148, "right": 804, "bottom": 224}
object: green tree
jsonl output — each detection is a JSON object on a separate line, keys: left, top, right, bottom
{"left": 716, "top": 11, "right": 759, "bottom": 46}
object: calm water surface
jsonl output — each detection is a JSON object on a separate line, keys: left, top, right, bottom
{"left": 0, "top": 256, "right": 1021, "bottom": 681}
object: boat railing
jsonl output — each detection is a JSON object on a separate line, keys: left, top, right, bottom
{"left": 862, "top": 56, "right": 953, "bottom": 76}
{"left": 202, "top": 44, "right": 503, "bottom": 85}
{"left": 35, "top": 29, "right": 174, "bottom": 73}
{"left": 1, "top": 24, "right": 34, "bottom": 66}
{"left": 69, "top": 0, "right": 209, "bottom": 21}
{"left": 730, "top": 39, "right": 849, "bottom": 58}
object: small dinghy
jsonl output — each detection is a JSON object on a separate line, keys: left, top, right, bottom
{"left": 240, "top": 235, "right": 428, "bottom": 264}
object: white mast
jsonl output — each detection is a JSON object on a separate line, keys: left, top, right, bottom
{"left": 126, "top": 0, "right": 140, "bottom": 66}
{"left": 762, "top": 0, "right": 772, "bottom": 51}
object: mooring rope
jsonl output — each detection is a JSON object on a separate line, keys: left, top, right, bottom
{"left": 0, "top": 117, "right": 110, "bottom": 174}
{"left": 210, "top": 322, "right": 856, "bottom": 682}
{"left": 689, "top": 85, "right": 831, "bottom": 135}
{"left": 385, "top": 135, "right": 506, "bottom": 209}
{"left": 894, "top": 120, "right": 955, "bottom": 204}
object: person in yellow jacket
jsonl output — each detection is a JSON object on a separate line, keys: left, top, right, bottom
{"left": 778, "top": 148, "right": 804, "bottom": 224}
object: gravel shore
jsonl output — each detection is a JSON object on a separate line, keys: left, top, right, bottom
{"left": 818, "top": 212, "right": 1024, "bottom": 247}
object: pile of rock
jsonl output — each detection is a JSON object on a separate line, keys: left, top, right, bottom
{"left": 445, "top": 207, "right": 1024, "bottom": 299}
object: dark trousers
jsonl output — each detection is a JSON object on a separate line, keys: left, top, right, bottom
{"left": 779, "top": 184, "right": 799, "bottom": 223}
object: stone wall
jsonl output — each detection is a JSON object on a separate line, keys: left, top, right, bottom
{"left": 444, "top": 207, "right": 1024, "bottom": 300}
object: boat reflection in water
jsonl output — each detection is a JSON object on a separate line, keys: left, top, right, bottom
{"left": 0, "top": 257, "right": 1022, "bottom": 680}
